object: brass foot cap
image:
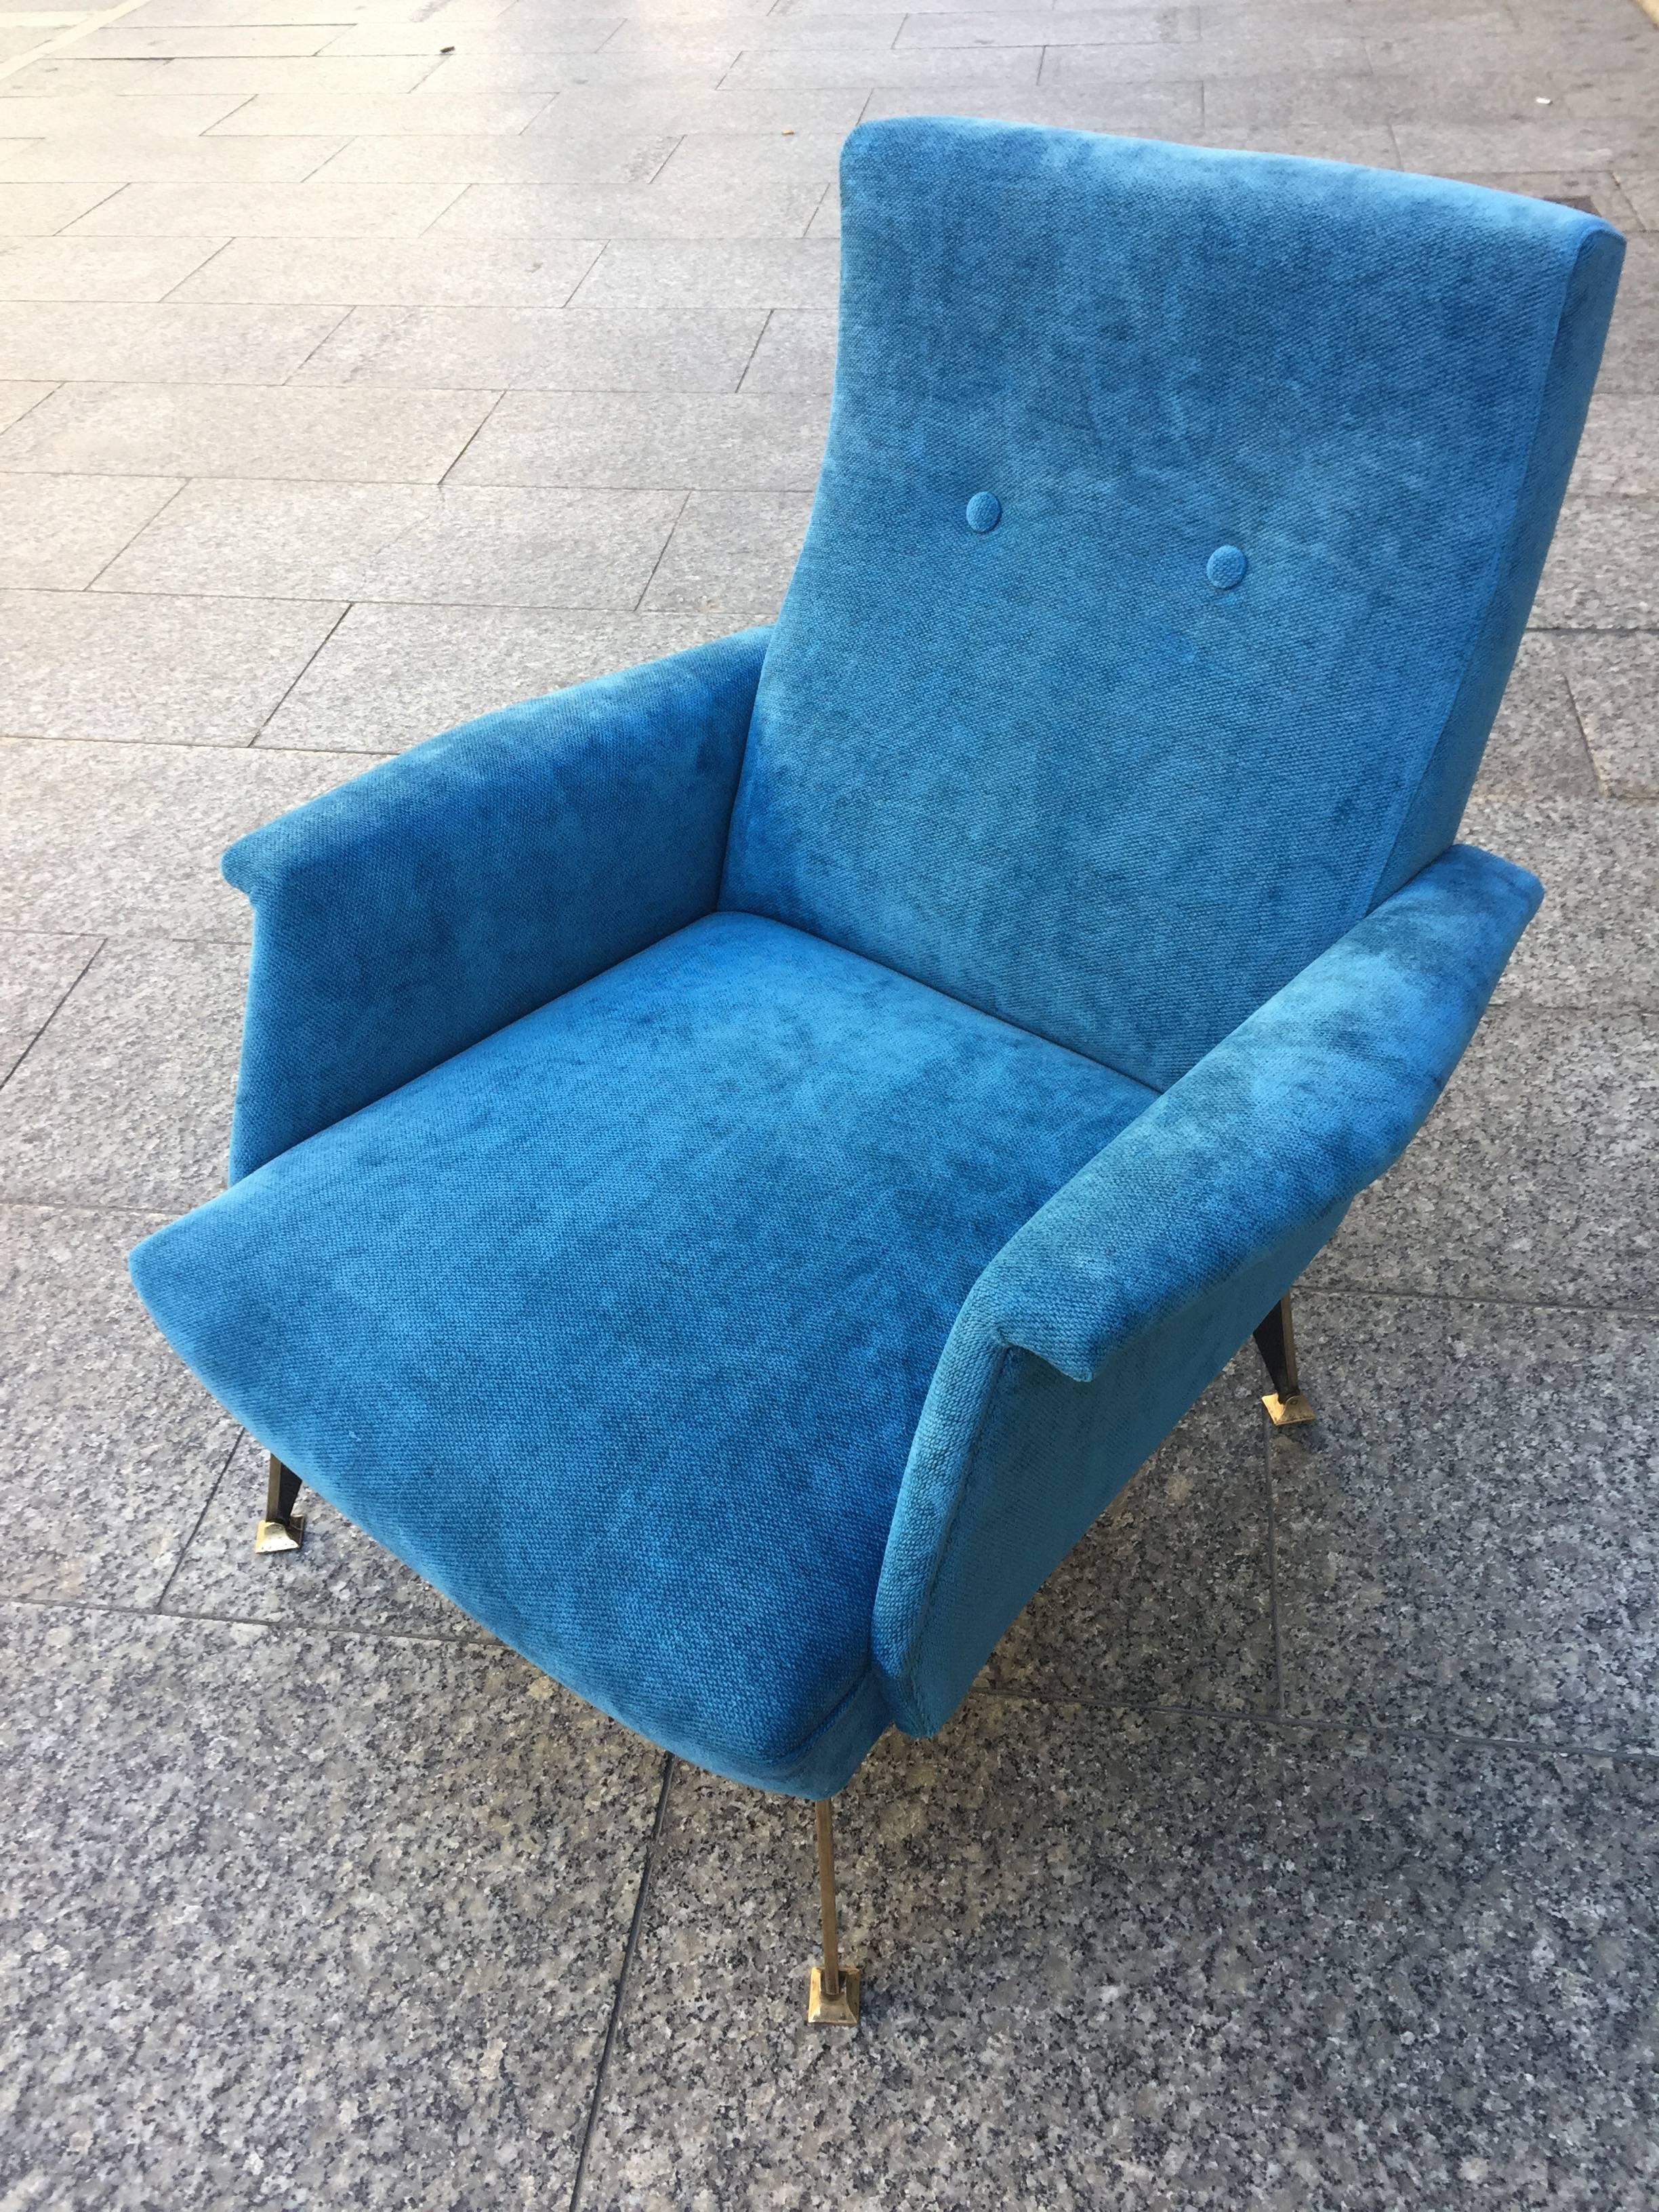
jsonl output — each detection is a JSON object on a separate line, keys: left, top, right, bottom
{"left": 1263, "top": 1391, "right": 1316, "bottom": 1429}
{"left": 253, "top": 1513, "right": 306, "bottom": 1555}
{"left": 806, "top": 1965, "right": 861, "bottom": 2027}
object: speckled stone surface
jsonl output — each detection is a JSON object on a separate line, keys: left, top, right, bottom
{"left": 0, "top": 928, "right": 98, "bottom": 1086}
{"left": 1559, "top": 632, "right": 1659, "bottom": 800}
{"left": 1469, "top": 636, "right": 1598, "bottom": 801}
{"left": 985, "top": 1353, "right": 1277, "bottom": 1717}
{"left": 1274, "top": 1292, "right": 1659, "bottom": 1749}
{"left": 1465, "top": 798, "right": 1659, "bottom": 1009}
{"left": 0, "top": 1603, "right": 664, "bottom": 2212}
{"left": 581, "top": 1701, "right": 1659, "bottom": 2209}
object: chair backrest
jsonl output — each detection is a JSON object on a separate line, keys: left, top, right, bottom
{"left": 721, "top": 120, "right": 1620, "bottom": 1090}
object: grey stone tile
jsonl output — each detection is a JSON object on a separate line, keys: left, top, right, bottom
{"left": 0, "top": 25, "right": 51, "bottom": 58}
{"left": 51, "top": 52, "right": 442, "bottom": 94}
{"left": 323, "top": 14, "right": 627, "bottom": 58}
{"left": 0, "top": 382, "right": 495, "bottom": 482}
{"left": 1464, "top": 796, "right": 1659, "bottom": 1010}
{"left": 907, "top": 4, "right": 1197, "bottom": 43}
{"left": 170, "top": 230, "right": 602, "bottom": 304}
{"left": 0, "top": 129, "right": 350, "bottom": 182}
{"left": 1372, "top": 65, "right": 1589, "bottom": 125}
{"left": 0, "top": 929, "right": 98, "bottom": 1088}
{"left": 0, "top": 234, "right": 225, "bottom": 300}
{"left": 985, "top": 1351, "right": 1277, "bottom": 1715}
{"left": 1624, "top": 169, "right": 1659, "bottom": 226}
{"left": 0, "top": 589, "right": 345, "bottom": 745}
{"left": 260, "top": 600, "right": 731, "bottom": 751}
{"left": 1563, "top": 631, "right": 1659, "bottom": 797}
{"left": 737, "top": 305, "right": 836, "bottom": 390}
{"left": 0, "top": 91, "right": 251, "bottom": 133}
{"left": 205, "top": 87, "right": 553, "bottom": 131}
{"left": 640, "top": 487, "right": 812, "bottom": 616}
{"left": 586, "top": 1701, "right": 1659, "bottom": 2206}
{"left": 1197, "top": 119, "right": 1401, "bottom": 163}
{"left": 1570, "top": 394, "right": 1659, "bottom": 498}
{"left": 1596, "top": 239, "right": 1658, "bottom": 396}
{"left": 0, "top": 1204, "right": 240, "bottom": 1605}
{"left": 0, "top": 380, "right": 54, "bottom": 432}
{"left": 1309, "top": 1008, "right": 1659, "bottom": 1309}
{"left": 519, "top": 81, "right": 871, "bottom": 133}
{"left": 1, "top": 56, "right": 240, "bottom": 94}
{"left": 653, "top": 126, "right": 849, "bottom": 183}
{"left": 430, "top": 177, "right": 827, "bottom": 240}
{"left": 1441, "top": 168, "right": 1643, "bottom": 230}
{"left": 1196, "top": 70, "right": 1394, "bottom": 129}
{"left": 1393, "top": 117, "right": 1654, "bottom": 171}
{"left": 0, "top": 182, "right": 123, "bottom": 234}
{"left": 313, "top": 127, "right": 676, "bottom": 184}
{"left": 162, "top": 1429, "right": 493, "bottom": 1636}
{"left": 67, "top": 22, "right": 334, "bottom": 52}
{"left": 0, "top": 736, "right": 370, "bottom": 937}
{"left": 1, "top": 1603, "right": 661, "bottom": 2209}
{"left": 729, "top": 6, "right": 909, "bottom": 43}
{"left": 449, "top": 388, "right": 829, "bottom": 489}
{"left": 0, "top": 472, "right": 180, "bottom": 590}
{"left": 1534, "top": 498, "right": 1659, "bottom": 629}
{"left": 805, "top": 179, "right": 840, "bottom": 234}
{"left": 569, "top": 236, "right": 841, "bottom": 311}
{"left": 859, "top": 78, "right": 1204, "bottom": 130}
{"left": 291, "top": 302, "right": 764, "bottom": 391}
{"left": 724, "top": 42, "right": 1046, "bottom": 88}
{"left": 96, "top": 478, "right": 686, "bottom": 609}
{"left": 1275, "top": 1291, "right": 1659, "bottom": 1748}
{"left": 0, "top": 936, "right": 246, "bottom": 1210}
{"left": 1471, "top": 634, "right": 1597, "bottom": 800}
{"left": 0, "top": 299, "right": 345, "bottom": 381}
{"left": 64, "top": 178, "right": 464, "bottom": 234}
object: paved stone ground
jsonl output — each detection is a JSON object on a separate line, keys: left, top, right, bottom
{"left": 1, "top": 0, "right": 1656, "bottom": 2202}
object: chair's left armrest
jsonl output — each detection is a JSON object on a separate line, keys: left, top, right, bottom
{"left": 874, "top": 841, "right": 1542, "bottom": 1734}
{"left": 223, "top": 628, "right": 770, "bottom": 1179}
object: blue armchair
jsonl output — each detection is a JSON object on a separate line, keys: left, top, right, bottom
{"left": 131, "top": 119, "right": 1620, "bottom": 2026}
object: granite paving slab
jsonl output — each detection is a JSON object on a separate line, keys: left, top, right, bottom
{"left": 167, "top": 231, "right": 605, "bottom": 305}
{"left": 0, "top": 379, "right": 54, "bottom": 431}
{"left": 0, "top": 469, "right": 179, "bottom": 590}
{"left": 1465, "top": 796, "right": 1659, "bottom": 1010}
{"left": 0, "top": 927, "right": 98, "bottom": 1087}
{"left": 0, "top": 1201, "right": 242, "bottom": 1604}
{"left": 738, "top": 304, "right": 836, "bottom": 389}
{"left": 315, "top": 128, "right": 679, "bottom": 183}
{"left": 289, "top": 301, "right": 766, "bottom": 390}
{"left": 429, "top": 176, "right": 828, "bottom": 239}
{"left": 1532, "top": 497, "right": 1659, "bottom": 630}
{"left": 0, "top": 232, "right": 226, "bottom": 300}
{"left": 0, "top": 588, "right": 346, "bottom": 745}
{"left": 0, "top": 736, "right": 371, "bottom": 937}
{"left": 984, "top": 1350, "right": 1277, "bottom": 1716}
{"left": 0, "top": 89, "right": 251, "bottom": 131}
{"left": 0, "top": 298, "right": 346, "bottom": 382}
{"left": 0, "top": 1603, "right": 663, "bottom": 2211}
{"left": 0, "top": 128, "right": 354, "bottom": 182}
{"left": 204, "top": 87, "right": 554, "bottom": 130}
{"left": 1470, "top": 634, "right": 1598, "bottom": 800}
{"left": 1577, "top": 234, "right": 1656, "bottom": 396}
{"left": 1273, "top": 1289, "right": 1659, "bottom": 1750}
{"left": 259, "top": 600, "right": 729, "bottom": 751}
{"left": 1570, "top": 394, "right": 1659, "bottom": 500}
{"left": 0, "top": 180, "right": 122, "bottom": 232}
{"left": 566, "top": 235, "right": 841, "bottom": 310}
{"left": 449, "top": 387, "right": 830, "bottom": 489}
{"left": 582, "top": 1699, "right": 1659, "bottom": 2207}
{"left": 1309, "top": 1008, "right": 1659, "bottom": 1310}
{"left": 1561, "top": 630, "right": 1659, "bottom": 797}
{"left": 62, "top": 176, "right": 466, "bottom": 233}
{"left": 639, "top": 485, "right": 812, "bottom": 615}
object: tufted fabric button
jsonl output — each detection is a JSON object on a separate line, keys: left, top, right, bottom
{"left": 964, "top": 491, "right": 1002, "bottom": 533}
{"left": 1206, "top": 544, "right": 1248, "bottom": 589}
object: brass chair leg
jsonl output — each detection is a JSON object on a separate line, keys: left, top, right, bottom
{"left": 1254, "top": 1293, "right": 1316, "bottom": 1428}
{"left": 806, "top": 1797, "right": 861, "bottom": 2026}
{"left": 253, "top": 1452, "right": 306, "bottom": 1555}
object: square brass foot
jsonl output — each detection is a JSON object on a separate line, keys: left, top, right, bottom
{"left": 253, "top": 1514, "right": 306, "bottom": 1555}
{"left": 806, "top": 1965, "right": 861, "bottom": 2026}
{"left": 1263, "top": 1391, "right": 1316, "bottom": 1429}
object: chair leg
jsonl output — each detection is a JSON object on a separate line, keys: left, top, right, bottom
{"left": 805, "top": 1797, "right": 861, "bottom": 2026}
{"left": 1254, "top": 1294, "right": 1317, "bottom": 1429}
{"left": 253, "top": 1452, "right": 306, "bottom": 1555}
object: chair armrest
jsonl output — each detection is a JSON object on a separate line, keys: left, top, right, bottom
{"left": 873, "top": 840, "right": 1542, "bottom": 1733}
{"left": 223, "top": 627, "right": 771, "bottom": 1179}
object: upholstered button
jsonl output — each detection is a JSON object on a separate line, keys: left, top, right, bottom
{"left": 1206, "top": 544, "right": 1248, "bottom": 589}
{"left": 964, "top": 491, "right": 1002, "bottom": 533}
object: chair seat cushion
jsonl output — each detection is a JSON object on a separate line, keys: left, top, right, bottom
{"left": 132, "top": 913, "right": 1153, "bottom": 1790}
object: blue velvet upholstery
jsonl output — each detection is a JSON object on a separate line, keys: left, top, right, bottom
{"left": 130, "top": 122, "right": 1614, "bottom": 1800}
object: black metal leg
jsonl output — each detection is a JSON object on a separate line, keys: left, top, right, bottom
{"left": 254, "top": 1452, "right": 306, "bottom": 1555}
{"left": 1253, "top": 1294, "right": 1316, "bottom": 1428}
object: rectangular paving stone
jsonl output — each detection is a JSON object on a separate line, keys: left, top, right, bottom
{"left": 314, "top": 128, "right": 676, "bottom": 184}
{"left": 260, "top": 600, "right": 729, "bottom": 751}
{"left": 0, "top": 129, "right": 350, "bottom": 182}
{"left": 583, "top": 1702, "right": 1659, "bottom": 2205}
{"left": 96, "top": 478, "right": 687, "bottom": 608}
{"left": 0, "top": 181, "right": 122, "bottom": 232}
{"left": 1391, "top": 117, "right": 1643, "bottom": 171}
{"left": 0, "top": 928, "right": 97, "bottom": 1087}
{"left": 0, "top": 736, "right": 369, "bottom": 937}
{"left": 449, "top": 388, "right": 830, "bottom": 489}
{"left": 650, "top": 127, "right": 848, "bottom": 183}
{"left": 1, "top": 1603, "right": 661, "bottom": 2207}
{"left": 1469, "top": 633, "right": 1597, "bottom": 800}
{"left": 0, "top": 379, "right": 54, "bottom": 430}
{"left": 0, "top": 299, "right": 346, "bottom": 380}
{"left": 738, "top": 306, "right": 836, "bottom": 391}
{"left": 0, "top": 90, "right": 250, "bottom": 131}
{"left": 1274, "top": 1291, "right": 1659, "bottom": 1749}
{"left": 205, "top": 87, "right": 553, "bottom": 131}
{"left": 64, "top": 53, "right": 442, "bottom": 92}
{"left": 64, "top": 178, "right": 464, "bottom": 234}
{"left": 0, "top": 382, "right": 496, "bottom": 482}
{"left": 860, "top": 78, "right": 1204, "bottom": 129}
{"left": 1570, "top": 393, "right": 1659, "bottom": 499}
{"left": 0, "top": 56, "right": 227, "bottom": 93}
{"left": 723, "top": 42, "right": 1044, "bottom": 86}
{"left": 0, "top": 588, "right": 345, "bottom": 745}
{"left": 170, "top": 230, "right": 602, "bottom": 304}
{"left": 323, "top": 15, "right": 626, "bottom": 57}
{"left": 904, "top": 5, "right": 1191, "bottom": 41}
{"left": 0, "top": 1204, "right": 240, "bottom": 1604}
{"left": 1533, "top": 497, "right": 1659, "bottom": 628}
{"left": 68, "top": 23, "right": 334, "bottom": 52}
{"left": 430, "top": 178, "right": 827, "bottom": 240}
{"left": 0, "top": 471, "right": 179, "bottom": 589}
{"left": 1562, "top": 630, "right": 1659, "bottom": 798}
{"left": 521, "top": 81, "right": 870, "bottom": 133}
{"left": 985, "top": 1351, "right": 1276, "bottom": 1715}
{"left": 291, "top": 304, "right": 765, "bottom": 392}
{"left": 0, "top": 234, "right": 225, "bottom": 300}
{"left": 1466, "top": 796, "right": 1659, "bottom": 1010}
{"left": 1308, "top": 1008, "right": 1658, "bottom": 1309}
{"left": 0, "top": 935, "right": 247, "bottom": 1210}
{"left": 1195, "top": 69, "right": 1393, "bottom": 128}
{"left": 640, "top": 487, "right": 812, "bottom": 616}
{"left": 1595, "top": 238, "right": 1658, "bottom": 396}
{"left": 569, "top": 237, "right": 841, "bottom": 310}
